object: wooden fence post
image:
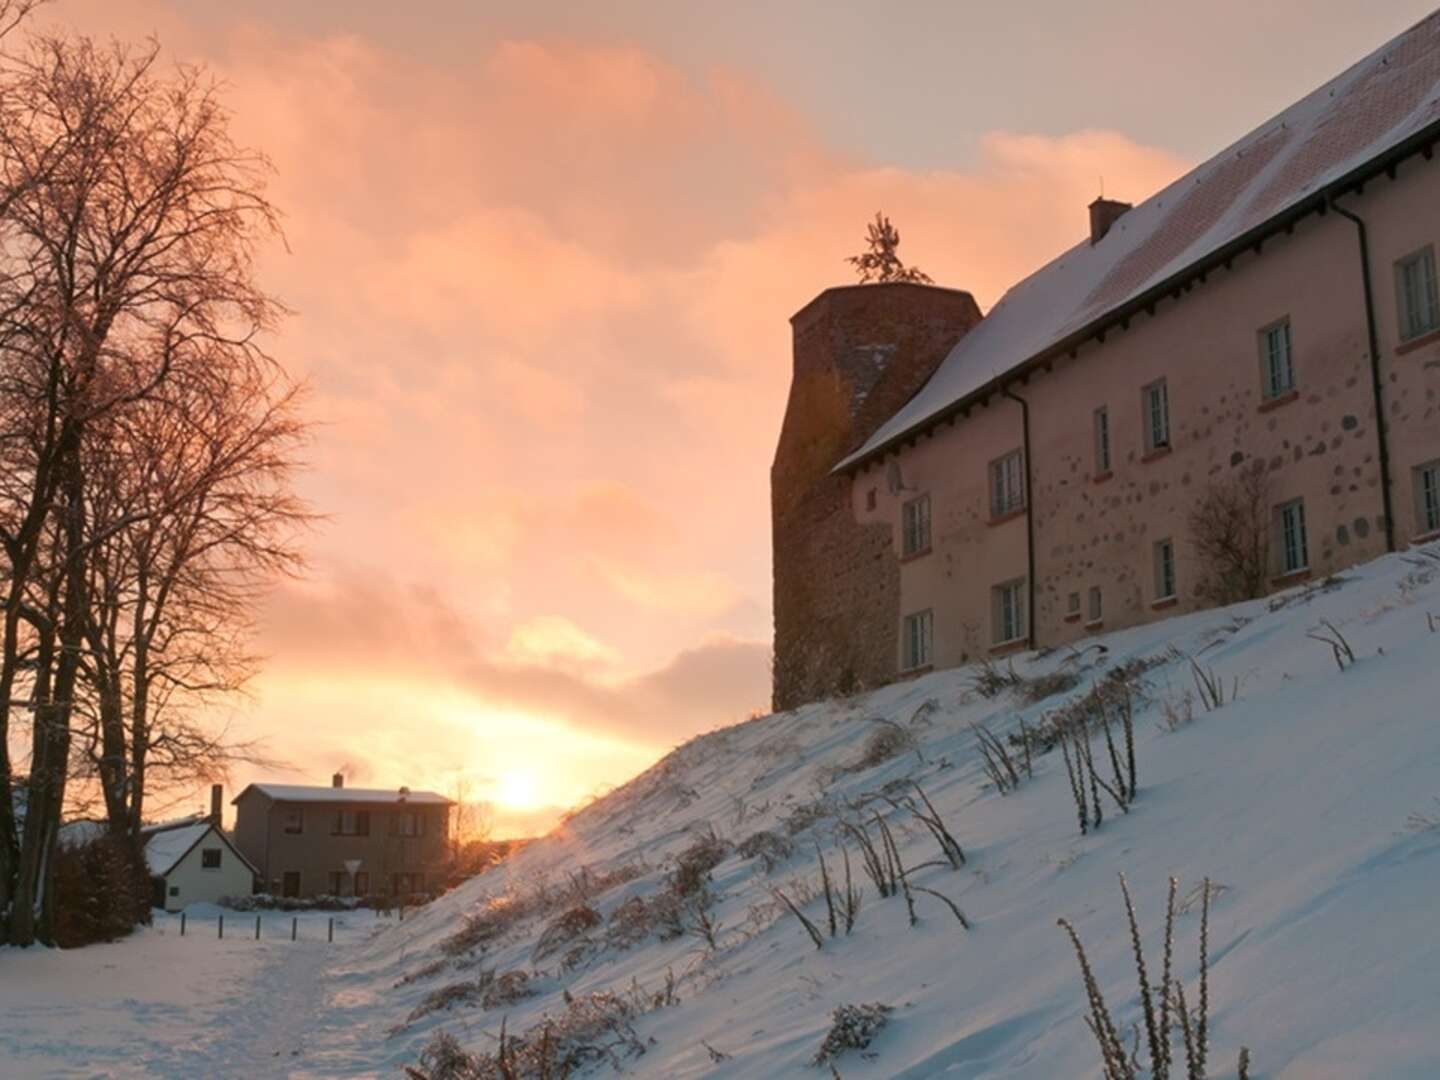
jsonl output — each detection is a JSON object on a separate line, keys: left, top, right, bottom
{"left": 218, "top": 914, "right": 224, "bottom": 939}
{"left": 291, "top": 916, "right": 297, "bottom": 941}
{"left": 255, "top": 915, "right": 261, "bottom": 940}
{"left": 327, "top": 916, "right": 333, "bottom": 943}
{"left": 180, "top": 912, "right": 186, "bottom": 936}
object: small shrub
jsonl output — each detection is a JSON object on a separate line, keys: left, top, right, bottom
{"left": 1018, "top": 667, "right": 1082, "bottom": 704}
{"left": 737, "top": 829, "right": 794, "bottom": 873}
{"left": 481, "top": 969, "right": 535, "bottom": 1010}
{"left": 969, "top": 657, "right": 1023, "bottom": 699}
{"left": 810, "top": 1003, "right": 893, "bottom": 1066}
{"left": 846, "top": 719, "right": 918, "bottom": 772}
{"left": 604, "top": 896, "right": 655, "bottom": 951}
{"left": 783, "top": 797, "right": 832, "bottom": 837}
{"left": 396, "top": 956, "right": 451, "bottom": 988}
{"left": 406, "top": 979, "right": 487, "bottom": 1024}
{"left": 533, "top": 903, "right": 602, "bottom": 961}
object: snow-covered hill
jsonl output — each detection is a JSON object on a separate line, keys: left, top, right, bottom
{"left": 327, "top": 543, "right": 1440, "bottom": 1079}
{"left": 9, "top": 546, "right": 1438, "bottom": 1079}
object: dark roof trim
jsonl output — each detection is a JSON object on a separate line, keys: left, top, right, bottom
{"left": 838, "top": 117, "right": 1440, "bottom": 475}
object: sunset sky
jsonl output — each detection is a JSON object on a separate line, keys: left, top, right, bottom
{"left": 49, "top": 0, "right": 1436, "bottom": 835}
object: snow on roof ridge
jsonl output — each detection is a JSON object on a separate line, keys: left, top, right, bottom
{"left": 238, "top": 782, "right": 452, "bottom": 805}
{"left": 838, "top": 10, "right": 1440, "bottom": 471}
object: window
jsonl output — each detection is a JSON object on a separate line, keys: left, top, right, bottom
{"left": 990, "top": 450, "right": 1026, "bottom": 518}
{"left": 1154, "top": 538, "right": 1177, "bottom": 600}
{"left": 332, "top": 809, "right": 371, "bottom": 837}
{"left": 1396, "top": 246, "right": 1440, "bottom": 341}
{"left": 902, "top": 610, "right": 933, "bottom": 671}
{"left": 865, "top": 488, "right": 877, "bottom": 512}
{"left": 1094, "top": 407, "right": 1111, "bottom": 474}
{"left": 201, "top": 848, "right": 221, "bottom": 870}
{"left": 282, "top": 808, "right": 303, "bottom": 835}
{"left": 1088, "top": 586, "right": 1103, "bottom": 624}
{"left": 327, "top": 870, "right": 346, "bottom": 896}
{"left": 1277, "top": 499, "right": 1309, "bottom": 575}
{"left": 1417, "top": 461, "right": 1440, "bottom": 535}
{"left": 1067, "top": 591, "right": 1082, "bottom": 617}
{"left": 901, "top": 494, "right": 931, "bottom": 556}
{"left": 391, "top": 872, "right": 425, "bottom": 896}
{"left": 393, "top": 811, "right": 425, "bottom": 838}
{"left": 354, "top": 871, "right": 370, "bottom": 896}
{"left": 1143, "top": 380, "right": 1170, "bottom": 453}
{"left": 168, "top": 885, "right": 179, "bottom": 897}
{"left": 1260, "top": 319, "right": 1295, "bottom": 398}
{"left": 993, "top": 580, "right": 1026, "bottom": 645}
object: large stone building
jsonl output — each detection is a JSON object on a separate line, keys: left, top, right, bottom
{"left": 773, "top": 12, "right": 1440, "bottom": 710}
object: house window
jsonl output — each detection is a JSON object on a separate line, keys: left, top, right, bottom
{"left": 993, "top": 580, "right": 1026, "bottom": 644}
{"left": 1094, "top": 407, "right": 1111, "bottom": 474}
{"left": 990, "top": 449, "right": 1026, "bottom": 518}
{"left": 168, "top": 885, "right": 179, "bottom": 897}
{"left": 1417, "top": 461, "right": 1440, "bottom": 535}
{"left": 393, "top": 811, "right": 425, "bottom": 838}
{"left": 1396, "top": 246, "right": 1440, "bottom": 341}
{"left": 1142, "top": 379, "right": 1170, "bottom": 453}
{"left": 201, "top": 848, "right": 221, "bottom": 870}
{"left": 1067, "top": 591, "right": 1081, "bottom": 617}
{"left": 332, "top": 810, "right": 371, "bottom": 837}
{"left": 1277, "top": 499, "right": 1309, "bottom": 575}
{"left": 282, "top": 808, "right": 303, "bottom": 835}
{"left": 901, "top": 494, "right": 931, "bottom": 556}
{"left": 1259, "top": 318, "right": 1295, "bottom": 398}
{"left": 1154, "top": 538, "right": 1177, "bottom": 600}
{"left": 391, "top": 872, "right": 425, "bottom": 896}
{"left": 865, "top": 488, "right": 877, "bottom": 512}
{"left": 902, "top": 610, "right": 933, "bottom": 670}
{"left": 1088, "top": 586, "right": 1103, "bottom": 624}
{"left": 326, "top": 870, "right": 346, "bottom": 897}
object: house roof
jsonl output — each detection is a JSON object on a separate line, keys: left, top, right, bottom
{"left": 141, "top": 816, "right": 258, "bottom": 878}
{"left": 232, "top": 782, "right": 452, "bottom": 806}
{"left": 838, "top": 10, "right": 1440, "bottom": 472}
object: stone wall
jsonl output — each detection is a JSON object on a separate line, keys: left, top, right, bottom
{"left": 771, "top": 283, "right": 982, "bottom": 710}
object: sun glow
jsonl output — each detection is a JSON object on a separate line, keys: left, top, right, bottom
{"left": 495, "top": 768, "right": 543, "bottom": 811}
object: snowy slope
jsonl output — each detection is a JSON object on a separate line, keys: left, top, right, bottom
{"left": 326, "top": 543, "right": 1440, "bottom": 1079}
{"left": 4, "top": 546, "right": 1439, "bottom": 1079}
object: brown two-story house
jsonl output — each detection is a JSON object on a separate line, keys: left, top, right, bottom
{"left": 231, "top": 775, "right": 452, "bottom": 899}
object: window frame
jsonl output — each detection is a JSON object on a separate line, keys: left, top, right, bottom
{"left": 989, "top": 449, "right": 1026, "bottom": 518}
{"left": 992, "top": 579, "right": 1027, "bottom": 645}
{"left": 1142, "top": 379, "right": 1171, "bottom": 454}
{"left": 200, "top": 848, "right": 222, "bottom": 870}
{"left": 1259, "top": 317, "right": 1296, "bottom": 399}
{"left": 902, "top": 609, "right": 933, "bottom": 671}
{"left": 1087, "top": 585, "right": 1103, "bottom": 625}
{"left": 1418, "top": 460, "right": 1440, "bottom": 536}
{"left": 1066, "top": 591, "right": 1082, "bottom": 617}
{"left": 1154, "top": 538, "right": 1178, "bottom": 601}
{"left": 900, "top": 493, "right": 932, "bottom": 557}
{"left": 281, "top": 807, "right": 303, "bottom": 835}
{"left": 1093, "top": 406, "right": 1111, "bottom": 474}
{"left": 1276, "top": 498, "right": 1310, "bottom": 575}
{"left": 393, "top": 810, "right": 425, "bottom": 838}
{"left": 1396, "top": 245, "right": 1440, "bottom": 342}
{"left": 331, "top": 809, "right": 371, "bottom": 837}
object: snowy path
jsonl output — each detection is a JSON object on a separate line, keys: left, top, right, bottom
{"left": 0, "top": 909, "right": 375, "bottom": 1079}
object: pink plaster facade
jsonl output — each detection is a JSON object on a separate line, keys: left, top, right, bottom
{"left": 844, "top": 152, "right": 1440, "bottom": 674}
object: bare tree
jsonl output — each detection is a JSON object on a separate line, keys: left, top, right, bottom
{"left": 1188, "top": 459, "right": 1273, "bottom": 605}
{"left": 0, "top": 30, "right": 296, "bottom": 945}
{"left": 846, "top": 212, "right": 934, "bottom": 284}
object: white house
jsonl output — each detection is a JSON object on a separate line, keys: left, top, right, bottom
{"left": 144, "top": 815, "right": 256, "bottom": 912}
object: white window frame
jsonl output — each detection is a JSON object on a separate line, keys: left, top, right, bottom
{"left": 901, "top": 494, "right": 931, "bottom": 557}
{"left": 1260, "top": 318, "right": 1295, "bottom": 399}
{"left": 1143, "top": 379, "right": 1170, "bottom": 453}
{"left": 902, "top": 609, "right": 933, "bottom": 671}
{"left": 993, "top": 580, "right": 1027, "bottom": 645}
{"left": 990, "top": 449, "right": 1026, "bottom": 518}
{"left": 200, "top": 848, "right": 222, "bottom": 871}
{"left": 1154, "top": 538, "right": 1177, "bottom": 600}
{"left": 1094, "top": 406, "right": 1111, "bottom": 474}
{"left": 1067, "top": 591, "right": 1081, "bottom": 617}
{"left": 1087, "top": 585, "right": 1103, "bottom": 625}
{"left": 1418, "top": 460, "right": 1440, "bottom": 536}
{"left": 1396, "top": 246, "right": 1440, "bottom": 342}
{"left": 1277, "top": 498, "right": 1309, "bottom": 575}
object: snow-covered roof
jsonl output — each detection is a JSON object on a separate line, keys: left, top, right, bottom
{"left": 143, "top": 822, "right": 215, "bottom": 877}
{"left": 233, "top": 783, "right": 452, "bottom": 806}
{"left": 840, "top": 10, "right": 1440, "bottom": 471}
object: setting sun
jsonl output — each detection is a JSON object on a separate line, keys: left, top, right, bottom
{"left": 494, "top": 768, "right": 542, "bottom": 810}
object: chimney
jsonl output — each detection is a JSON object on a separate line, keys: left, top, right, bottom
{"left": 332, "top": 772, "right": 344, "bottom": 789}
{"left": 209, "top": 784, "right": 223, "bottom": 827}
{"left": 1088, "top": 197, "right": 1132, "bottom": 245}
